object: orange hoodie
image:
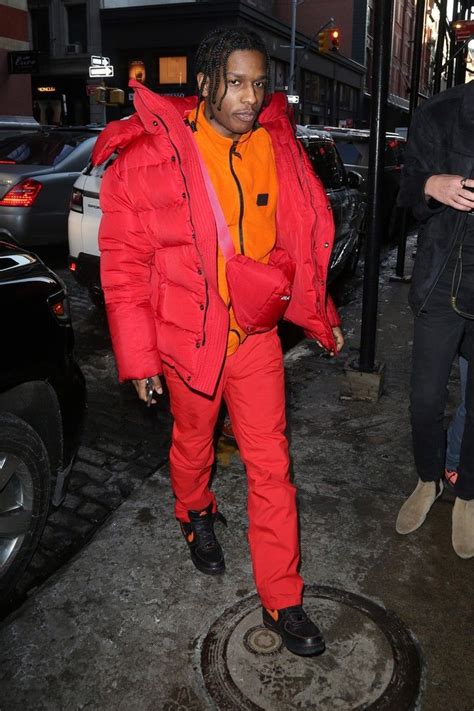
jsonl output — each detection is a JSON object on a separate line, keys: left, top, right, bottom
{"left": 190, "top": 105, "right": 279, "bottom": 355}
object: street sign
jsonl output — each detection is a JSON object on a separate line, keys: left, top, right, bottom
{"left": 89, "top": 65, "right": 114, "bottom": 78}
{"left": 91, "top": 55, "right": 110, "bottom": 67}
{"left": 8, "top": 51, "right": 38, "bottom": 74}
{"left": 453, "top": 20, "right": 474, "bottom": 42}
{"left": 287, "top": 94, "right": 299, "bottom": 104}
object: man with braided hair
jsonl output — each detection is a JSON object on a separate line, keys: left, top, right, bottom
{"left": 92, "top": 26, "right": 343, "bottom": 656}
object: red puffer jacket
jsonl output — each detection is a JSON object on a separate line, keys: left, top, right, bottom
{"left": 93, "top": 80, "right": 340, "bottom": 396}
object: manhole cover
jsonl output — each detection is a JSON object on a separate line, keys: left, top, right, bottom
{"left": 200, "top": 585, "right": 422, "bottom": 710}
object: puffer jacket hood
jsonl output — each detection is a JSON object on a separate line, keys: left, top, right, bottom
{"left": 92, "top": 80, "right": 292, "bottom": 166}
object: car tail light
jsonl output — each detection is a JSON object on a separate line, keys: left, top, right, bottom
{"left": 0, "top": 159, "right": 16, "bottom": 164}
{"left": 0, "top": 179, "right": 42, "bottom": 207}
{"left": 69, "top": 258, "right": 77, "bottom": 272}
{"left": 70, "top": 187, "right": 83, "bottom": 213}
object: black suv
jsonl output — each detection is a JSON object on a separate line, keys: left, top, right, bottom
{"left": 0, "top": 242, "right": 86, "bottom": 603}
{"left": 306, "top": 126, "right": 406, "bottom": 241}
{"left": 297, "top": 126, "right": 366, "bottom": 280}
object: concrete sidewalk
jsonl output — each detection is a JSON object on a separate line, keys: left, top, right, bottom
{"left": 1, "top": 244, "right": 473, "bottom": 711}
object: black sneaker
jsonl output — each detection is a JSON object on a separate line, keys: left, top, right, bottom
{"left": 263, "top": 605, "right": 325, "bottom": 656}
{"left": 180, "top": 502, "right": 226, "bottom": 575}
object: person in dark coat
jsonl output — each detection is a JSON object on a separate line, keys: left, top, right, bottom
{"left": 396, "top": 82, "right": 474, "bottom": 559}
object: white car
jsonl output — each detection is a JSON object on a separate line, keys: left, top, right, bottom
{"left": 68, "top": 156, "right": 115, "bottom": 305}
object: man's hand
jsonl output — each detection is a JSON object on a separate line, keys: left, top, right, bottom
{"left": 330, "top": 326, "right": 344, "bottom": 356}
{"left": 132, "top": 375, "right": 163, "bottom": 404}
{"left": 425, "top": 174, "right": 474, "bottom": 211}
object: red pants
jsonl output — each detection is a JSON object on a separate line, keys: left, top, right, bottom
{"left": 163, "top": 328, "right": 303, "bottom": 610}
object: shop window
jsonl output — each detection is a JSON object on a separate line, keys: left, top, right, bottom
{"left": 66, "top": 4, "right": 87, "bottom": 52}
{"left": 272, "top": 59, "right": 287, "bottom": 91}
{"left": 304, "top": 73, "right": 329, "bottom": 105}
{"left": 30, "top": 7, "right": 50, "bottom": 54}
{"left": 338, "top": 83, "right": 356, "bottom": 112}
{"left": 129, "top": 60, "right": 146, "bottom": 83}
{"left": 159, "top": 56, "right": 187, "bottom": 85}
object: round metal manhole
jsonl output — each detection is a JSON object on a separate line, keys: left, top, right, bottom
{"left": 200, "top": 585, "right": 422, "bottom": 710}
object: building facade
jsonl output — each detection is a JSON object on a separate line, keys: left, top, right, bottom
{"left": 28, "top": 0, "right": 104, "bottom": 124}
{"left": 97, "top": 0, "right": 365, "bottom": 126}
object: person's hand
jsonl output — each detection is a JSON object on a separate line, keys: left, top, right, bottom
{"left": 315, "top": 326, "right": 344, "bottom": 356}
{"left": 132, "top": 375, "right": 163, "bottom": 404}
{"left": 424, "top": 174, "right": 474, "bottom": 211}
{"left": 332, "top": 326, "right": 344, "bottom": 352}
{"left": 330, "top": 326, "right": 344, "bottom": 356}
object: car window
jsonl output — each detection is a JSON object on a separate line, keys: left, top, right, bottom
{"left": 334, "top": 140, "right": 369, "bottom": 168}
{"left": 0, "top": 132, "right": 92, "bottom": 166}
{"left": 304, "top": 139, "right": 346, "bottom": 190}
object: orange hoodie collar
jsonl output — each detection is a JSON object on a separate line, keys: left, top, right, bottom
{"left": 187, "top": 102, "right": 255, "bottom": 153}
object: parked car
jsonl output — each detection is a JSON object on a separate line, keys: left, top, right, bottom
{"left": 297, "top": 126, "right": 366, "bottom": 280}
{"left": 0, "top": 128, "right": 101, "bottom": 247}
{"left": 69, "top": 128, "right": 365, "bottom": 301}
{"left": 0, "top": 116, "right": 41, "bottom": 140}
{"left": 305, "top": 125, "right": 406, "bottom": 240}
{"left": 0, "top": 241, "right": 86, "bottom": 604}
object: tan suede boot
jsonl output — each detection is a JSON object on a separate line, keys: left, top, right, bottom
{"left": 396, "top": 479, "right": 443, "bottom": 534}
{"left": 452, "top": 498, "right": 474, "bottom": 559}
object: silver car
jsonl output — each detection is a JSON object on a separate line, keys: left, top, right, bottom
{"left": 0, "top": 128, "right": 100, "bottom": 247}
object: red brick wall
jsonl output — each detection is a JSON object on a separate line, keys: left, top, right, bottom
{"left": 0, "top": 2, "right": 32, "bottom": 116}
{"left": 0, "top": 3, "right": 29, "bottom": 43}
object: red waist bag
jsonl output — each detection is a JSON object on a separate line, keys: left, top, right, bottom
{"left": 194, "top": 134, "right": 295, "bottom": 334}
{"left": 225, "top": 247, "right": 295, "bottom": 334}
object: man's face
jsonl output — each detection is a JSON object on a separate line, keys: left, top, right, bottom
{"left": 199, "top": 49, "right": 267, "bottom": 141}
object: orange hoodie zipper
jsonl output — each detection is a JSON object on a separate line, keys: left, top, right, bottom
{"left": 229, "top": 142, "right": 245, "bottom": 254}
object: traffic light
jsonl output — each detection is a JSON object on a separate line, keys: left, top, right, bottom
{"left": 93, "top": 87, "right": 125, "bottom": 105}
{"left": 329, "top": 28, "right": 340, "bottom": 52}
{"left": 318, "top": 30, "right": 329, "bottom": 54}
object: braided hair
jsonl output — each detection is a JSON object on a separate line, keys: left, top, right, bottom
{"left": 193, "top": 26, "right": 270, "bottom": 126}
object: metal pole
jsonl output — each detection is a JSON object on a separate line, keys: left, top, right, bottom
{"left": 409, "top": 0, "right": 426, "bottom": 119}
{"left": 454, "top": 0, "right": 469, "bottom": 85}
{"left": 447, "top": 2, "right": 459, "bottom": 87}
{"left": 359, "top": 0, "right": 393, "bottom": 372}
{"left": 288, "top": 0, "right": 297, "bottom": 94}
{"left": 433, "top": 0, "right": 448, "bottom": 94}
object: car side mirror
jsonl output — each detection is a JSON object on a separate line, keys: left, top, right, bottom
{"left": 347, "top": 170, "right": 364, "bottom": 190}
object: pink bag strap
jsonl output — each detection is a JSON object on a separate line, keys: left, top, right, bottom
{"left": 189, "top": 128, "right": 236, "bottom": 262}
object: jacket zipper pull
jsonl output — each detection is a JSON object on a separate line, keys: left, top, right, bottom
{"left": 231, "top": 142, "right": 242, "bottom": 159}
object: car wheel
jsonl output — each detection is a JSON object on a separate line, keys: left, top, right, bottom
{"left": 0, "top": 413, "right": 51, "bottom": 603}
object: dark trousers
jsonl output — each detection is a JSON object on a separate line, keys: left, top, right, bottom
{"left": 411, "top": 263, "right": 474, "bottom": 501}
